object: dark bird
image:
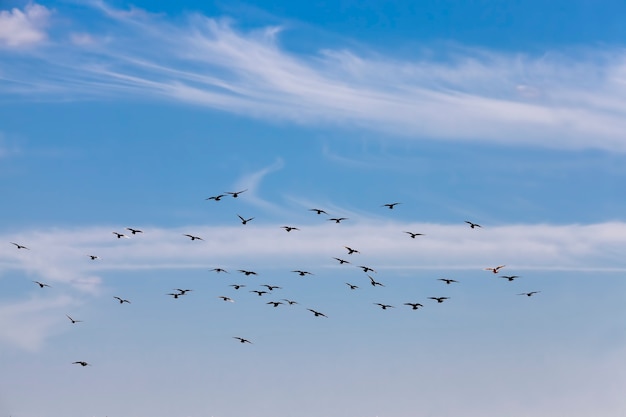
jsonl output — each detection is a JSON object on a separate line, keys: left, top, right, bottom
{"left": 237, "top": 214, "right": 255, "bottom": 225}
{"left": 226, "top": 189, "right": 248, "bottom": 198}
{"left": 112, "top": 232, "right": 129, "bottom": 239}
{"left": 233, "top": 337, "right": 252, "bottom": 344}
{"left": 206, "top": 194, "right": 226, "bottom": 201}
{"left": 438, "top": 278, "right": 458, "bottom": 285}
{"left": 346, "top": 283, "right": 359, "bottom": 290}
{"left": 465, "top": 221, "right": 482, "bottom": 229}
{"left": 33, "top": 281, "right": 50, "bottom": 288}
{"left": 211, "top": 268, "right": 229, "bottom": 273}
{"left": 307, "top": 308, "right": 328, "bottom": 318}
{"left": 404, "top": 231, "right": 424, "bottom": 238}
{"left": 382, "top": 203, "right": 401, "bottom": 209}
{"left": 291, "top": 270, "right": 313, "bottom": 276}
{"left": 309, "top": 208, "right": 328, "bottom": 215}
{"left": 183, "top": 234, "right": 203, "bottom": 241}
{"left": 333, "top": 257, "right": 350, "bottom": 265}
{"left": 250, "top": 290, "right": 268, "bottom": 296}
{"left": 72, "top": 361, "right": 90, "bottom": 367}
{"left": 11, "top": 242, "right": 29, "bottom": 250}
{"left": 238, "top": 269, "right": 257, "bottom": 276}
{"left": 368, "top": 275, "right": 384, "bottom": 287}
{"left": 374, "top": 303, "right": 394, "bottom": 310}
{"left": 518, "top": 291, "right": 541, "bottom": 297}
{"left": 429, "top": 297, "right": 449, "bottom": 303}
{"left": 344, "top": 246, "right": 360, "bottom": 255}
{"left": 229, "top": 284, "right": 246, "bottom": 290}
{"left": 167, "top": 293, "right": 182, "bottom": 299}
{"left": 485, "top": 265, "right": 506, "bottom": 274}
{"left": 500, "top": 275, "right": 520, "bottom": 281}
{"left": 174, "top": 289, "right": 192, "bottom": 295}
{"left": 404, "top": 303, "right": 424, "bottom": 310}
{"left": 267, "top": 301, "right": 284, "bottom": 307}
{"left": 262, "top": 284, "right": 281, "bottom": 291}
{"left": 281, "top": 299, "right": 298, "bottom": 305}
{"left": 358, "top": 265, "right": 376, "bottom": 273}
{"left": 328, "top": 217, "right": 348, "bottom": 223}
{"left": 113, "top": 296, "right": 131, "bottom": 304}
{"left": 88, "top": 255, "right": 100, "bottom": 260}
{"left": 66, "top": 315, "right": 82, "bottom": 324}
{"left": 126, "top": 227, "right": 143, "bottom": 235}
{"left": 218, "top": 296, "right": 234, "bottom": 302}
{"left": 281, "top": 226, "right": 300, "bottom": 232}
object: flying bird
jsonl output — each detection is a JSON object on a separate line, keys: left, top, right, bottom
{"left": 72, "top": 361, "right": 90, "bottom": 367}
{"left": 237, "top": 214, "right": 255, "bottom": 225}
{"left": 211, "top": 268, "right": 229, "bottom": 273}
{"left": 368, "top": 275, "right": 384, "bottom": 287}
{"left": 267, "top": 301, "right": 284, "bottom": 307}
{"left": 429, "top": 297, "right": 449, "bottom": 303}
{"left": 112, "top": 232, "right": 128, "bottom": 239}
{"left": 167, "top": 293, "right": 183, "bottom": 299}
{"left": 500, "top": 275, "right": 520, "bottom": 281}
{"left": 125, "top": 227, "right": 143, "bottom": 235}
{"left": 174, "top": 289, "right": 192, "bottom": 295}
{"left": 404, "top": 231, "right": 424, "bottom": 238}
{"left": 465, "top": 221, "right": 482, "bottom": 229}
{"left": 226, "top": 189, "right": 248, "bottom": 198}
{"left": 11, "top": 242, "right": 29, "bottom": 250}
{"left": 485, "top": 265, "right": 506, "bottom": 274}
{"left": 374, "top": 303, "right": 394, "bottom": 310}
{"left": 281, "top": 226, "right": 300, "bottom": 232}
{"left": 358, "top": 265, "right": 376, "bottom": 273}
{"left": 218, "top": 296, "right": 234, "bottom": 302}
{"left": 249, "top": 290, "right": 268, "bottom": 296}
{"left": 346, "top": 283, "right": 359, "bottom": 290}
{"left": 309, "top": 208, "right": 328, "bottom": 215}
{"left": 344, "top": 246, "right": 360, "bottom": 255}
{"left": 404, "top": 303, "right": 424, "bottom": 310}
{"left": 183, "top": 234, "right": 203, "bottom": 241}
{"left": 382, "top": 203, "right": 401, "bottom": 209}
{"left": 328, "top": 217, "right": 348, "bottom": 223}
{"left": 291, "top": 270, "right": 313, "bottom": 276}
{"left": 88, "top": 255, "right": 100, "bottom": 260}
{"left": 307, "top": 308, "right": 328, "bottom": 318}
{"left": 262, "top": 285, "right": 282, "bottom": 291}
{"left": 33, "top": 281, "right": 50, "bottom": 288}
{"left": 229, "top": 284, "right": 246, "bottom": 290}
{"left": 233, "top": 337, "right": 252, "bottom": 344}
{"left": 206, "top": 194, "right": 225, "bottom": 201}
{"left": 238, "top": 269, "right": 257, "bottom": 276}
{"left": 113, "top": 296, "right": 131, "bottom": 304}
{"left": 518, "top": 291, "right": 541, "bottom": 297}
{"left": 333, "top": 257, "right": 350, "bottom": 265}
{"left": 66, "top": 315, "right": 82, "bottom": 324}
{"left": 438, "top": 278, "right": 458, "bottom": 285}
{"left": 281, "top": 299, "right": 298, "bottom": 305}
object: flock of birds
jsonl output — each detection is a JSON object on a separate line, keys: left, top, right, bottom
{"left": 10, "top": 188, "right": 541, "bottom": 366}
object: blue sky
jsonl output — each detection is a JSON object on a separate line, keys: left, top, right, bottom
{"left": 1, "top": 1, "right": 626, "bottom": 416}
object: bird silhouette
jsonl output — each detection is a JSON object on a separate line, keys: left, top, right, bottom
{"left": 358, "top": 265, "right": 376, "bottom": 273}
{"left": 344, "top": 246, "right": 360, "bottom": 255}
{"left": 382, "top": 203, "right": 401, "bottom": 209}
{"left": 309, "top": 208, "right": 328, "bottom": 215}
{"left": 237, "top": 215, "right": 255, "bottom": 225}
{"left": 112, "top": 232, "right": 129, "bottom": 239}
{"left": 500, "top": 275, "right": 520, "bottom": 281}
{"left": 226, "top": 189, "right": 248, "bottom": 198}
{"left": 167, "top": 293, "right": 182, "bottom": 299}
{"left": 404, "top": 303, "right": 424, "bottom": 310}
{"left": 465, "top": 221, "right": 481, "bottom": 229}
{"left": 346, "top": 283, "right": 359, "bottom": 290}
{"left": 126, "top": 227, "right": 143, "bottom": 235}
{"left": 485, "top": 265, "right": 506, "bottom": 274}
{"left": 218, "top": 296, "right": 234, "bottom": 302}
{"left": 33, "top": 281, "right": 50, "bottom": 288}
{"left": 233, "top": 337, "right": 252, "bottom": 344}
{"left": 229, "top": 284, "right": 246, "bottom": 290}
{"left": 11, "top": 242, "right": 29, "bottom": 249}
{"left": 238, "top": 269, "right": 257, "bottom": 276}
{"left": 307, "top": 308, "right": 328, "bottom": 318}
{"left": 281, "top": 226, "right": 300, "bottom": 232}
{"left": 292, "top": 270, "right": 313, "bottom": 276}
{"left": 333, "top": 257, "right": 350, "bottom": 265}
{"left": 88, "top": 255, "right": 100, "bottom": 260}
{"left": 429, "top": 297, "right": 449, "bottom": 303}
{"left": 518, "top": 291, "right": 541, "bottom": 297}
{"left": 404, "top": 231, "right": 424, "bottom": 238}
{"left": 66, "top": 315, "right": 82, "bottom": 323}
{"left": 328, "top": 217, "right": 348, "bottom": 223}
{"left": 438, "top": 278, "right": 458, "bottom": 285}
{"left": 211, "top": 268, "right": 229, "bottom": 273}
{"left": 368, "top": 275, "right": 384, "bottom": 287}
{"left": 249, "top": 290, "right": 268, "bottom": 296}
{"left": 374, "top": 303, "right": 394, "bottom": 310}
{"left": 72, "top": 361, "right": 90, "bottom": 366}
{"left": 281, "top": 299, "right": 298, "bottom": 305}
{"left": 183, "top": 234, "right": 203, "bottom": 241}
{"left": 174, "top": 289, "right": 192, "bottom": 295}
{"left": 262, "top": 285, "right": 281, "bottom": 291}
{"left": 113, "top": 296, "right": 131, "bottom": 304}
{"left": 267, "top": 301, "right": 284, "bottom": 307}
{"left": 206, "top": 194, "right": 225, "bottom": 201}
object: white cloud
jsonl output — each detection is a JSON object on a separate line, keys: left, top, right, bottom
{"left": 0, "top": 3, "right": 51, "bottom": 47}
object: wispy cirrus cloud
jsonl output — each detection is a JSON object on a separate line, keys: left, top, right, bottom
{"left": 3, "top": 3, "right": 626, "bottom": 150}
{"left": 0, "top": 3, "right": 51, "bottom": 48}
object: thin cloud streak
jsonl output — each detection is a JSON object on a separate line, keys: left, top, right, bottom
{"left": 3, "top": 3, "right": 626, "bottom": 150}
